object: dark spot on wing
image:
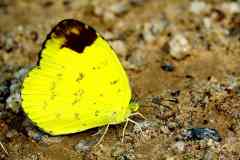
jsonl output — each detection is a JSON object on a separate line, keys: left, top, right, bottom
{"left": 75, "top": 113, "right": 80, "bottom": 119}
{"left": 95, "top": 110, "right": 100, "bottom": 116}
{"left": 110, "top": 80, "right": 118, "bottom": 85}
{"left": 54, "top": 19, "right": 97, "bottom": 53}
{"left": 56, "top": 113, "right": 61, "bottom": 119}
{"left": 37, "top": 19, "right": 97, "bottom": 65}
{"left": 76, "top": 72, "right": 84, "bottom": 82}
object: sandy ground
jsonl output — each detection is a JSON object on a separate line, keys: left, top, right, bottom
{"left": 1, "top": 0, "right": 240, "bottom": 159}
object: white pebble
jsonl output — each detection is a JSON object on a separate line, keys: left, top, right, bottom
{"left": 110, "top": 40, "right": 127, "bottom": 57}
{"left": 169, "top": 34, "right": 191, "bottom": 60}
{"left": 142, "top": 19, "right": 167, "bottom": 43}
{"left": 203, "top": 17, "right": 212, "bottom": 29}
{"left": 190, "top": 1, "right": 209, "bottom": 14}
{"left": 221, "top": 2, "right": 240, "bottom": 14}
{"left": 110, "top": 2, "right": 129, "bottom": 15}
{"left": 126, "top": 51, "right": 145, "bottom": 69}
{"left": 74, "top": 140, "right": 95, "bottom": 152}
{"left": 103, "top": 11, "right": 116, "bottom": 22}
{"left": 173, "top": 141, "right": 185, "bottom": 152}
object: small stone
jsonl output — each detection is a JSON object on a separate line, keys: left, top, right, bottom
{"left": 26, "top": 127, "right": 45, "bottom": 141}
{"left": 14, "top": 66, "right": 33, "bottom": 80}
{"left": 103, "top": 11, "right": 116, "bottom": 22}
{"left": 133, "top": 121, "right": 156, "bottom": 133}
{"left": 5, "top": 67, "right": 31, "bottom": 113}
{"left": 202, "top": 150, "right": 218, "bottom": 160}
{"left": 189, "top": 1, "right": 209, "bottom": 14}
{"left": 126, "top": 51, "right": 145, "bottom": 69}
{"left": 101, "top": 31, "right": 115, "bottom": 40}
{"left": 141, "top": 19, "right": 168, "bottom": 43}
{"left": 169, "top": 34, "right": 191, "bottom": 60}
{"left": 203, "top": 17, "right": 212, "bottom": 29}
{"left": 161, "top": 63, "right": 175, "bottom": 72}
{"left": 142, "top": 23, "right": 155, "bottom": 43}
{"left": 151, "top": 19, "right": 168, "bottom": 35}
{"left": 3, "top": 33, "right": 16, "bottom": 53}
{"left": 110, "top": 40, "right": 127, "bottom": 57}
{"left": 221, "top": 2, "right": 240, "bottom": 14}
{"left": 167, "top": 121, "right": 178, "bottom": 130}
{"left": 6, "top": 129, "right": 18, "bottom": 138}
{"left": 182, "top": 128, "right": 221, "bottom": 142}
{"left": 173, "top": 141, "right": 185, "bottom": 153}
{"left": 110, "top": 2, "right": 129, "bottom": 15}
{"left": 6, "top": 93, "right": 21, "bottom": 113}
{"left": 94, "top": 7, "right": 104, "bottom": 16}
{"left": 41, "top": 135, "right": 64, "bottom": 144}
{"left": 74, "top": 140, "right": 95, "bottom": 152}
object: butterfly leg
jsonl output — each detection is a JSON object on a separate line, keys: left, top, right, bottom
{"left": 121, "top": 119, "right": 129, "bottom": 143}
{"left": 0, "top": 141, "right": 8, "bottom": 156}
{"left": 95, "top": 124, "right": 110, "bottom": 146}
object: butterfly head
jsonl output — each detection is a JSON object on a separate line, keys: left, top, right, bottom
{"left": 128, "top": 102, "right": 139, "bottom": 112}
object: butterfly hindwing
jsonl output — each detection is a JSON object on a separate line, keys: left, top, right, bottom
{"left": 21, "top": 19, "right": 132, "bottom": 135}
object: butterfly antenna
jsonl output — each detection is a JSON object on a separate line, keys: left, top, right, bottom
{"left": 0, "top": 141, "right": 8, "bottom": 156}
{"left": 95, "top": 124, "right": 109, "bottom": 146}
{"left": 130, "top": 96, "right": 139, "bottom": 104}
{"left": 140, "top": 96, "right": 178, "bottom": 109}
{"left": 129, "top": 112, "right": 146, "bottom": 120}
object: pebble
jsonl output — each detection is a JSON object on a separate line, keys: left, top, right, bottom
{"left": 103, "top": 11, "right": 116, "bottom": 22}
{"left": 5, "top": 67, "right": 33, "bottom": 113}
{"left": 74, "top": 140, "right": 95, "bottom": 152}
{"left": 169, "top": 34, "right": 191, "bottom": 60}
{"left": 126, "top": 51, "right": 145, "bottom": 69}
{"left": 202, "top": 150, "right": 218, "bottom": 160}
{"left": 110, "top": 2, "right": 129, "bottom": 15}
{"left": 173, "top": 141, "right": 185, "bottom": 153}
{"left": 14, "top": 66, "right": 33, "bottom": 80}
{"left": 6, "top": 129, "right": 18, "bottom": 138}
{"left": 203, "top": 17, "right": 212, "bottom": 29}
{"left": 161, "top": 63, "right": 175, "bottom": 72}
{"left": 189, "top": 1, "right": 209, "bottom": 14}
{"left": 110, "top": 40, "right": 127, "bottom": 58}
{"left": 6, "top": 93, "right": 21, "bottom": 113}
{"left": 41, "top": 136, "right": 64, "bottom": 144}
{"left": 101, "top": 31, "right": 115, "bottom": 40}
{"left": 182, "top": 128, "right": 221, "bottom": 142}
{"left": 221, "top": 2, "right": 240, "bottom": 14}
{"left": 2, "top": 33, "right": 16, "bottom": 53}
{"left": 142, "top": 23, "right": 155, "bottom": 43}
{"left": 26, "top": 127, "right": 45, "bottom": 141}
{"left": 141, "top": 19, "right": 168, "bottom": 43}
{"left": 132, "top": 121, "right": 156, "bottom": 133}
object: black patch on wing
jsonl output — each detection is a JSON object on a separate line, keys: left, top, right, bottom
{"left": 37, "top": 19, "right": 97, "bottom": 65}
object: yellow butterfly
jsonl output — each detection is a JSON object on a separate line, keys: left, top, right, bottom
{"left": 21, "top": 19, "right": 140, "bottom": 136}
